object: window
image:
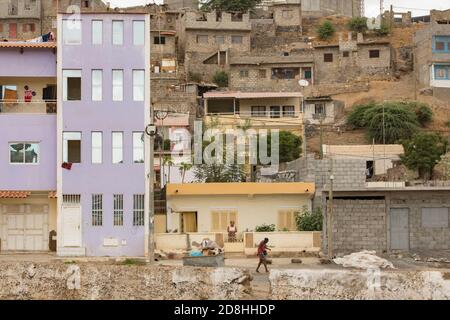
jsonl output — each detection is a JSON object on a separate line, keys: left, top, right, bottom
{"left": 91, "top": 70, "right": 102, "bottom": 101}
{"left": 82, "top": 0, "right": 90, "bottom": 8}
{"left": 22, "top": 23, "right": 35, "bottom": 32}
{"left": 433, "top": 36, "right": 450, "bottom": 53}
{"left": 258, "top": 69, "right": 266, "bottom": 78}
{"left": 154, "top": 36, "right": 165, "bottom": 45}
{"left": 434, "top": 65, "right": 450, "bottom": 80}
{"left": 91, "top": 132, "right": 102, "bottom": 164}
{"left": 270, "top": 106, "right": 281, "bottom": 118}
{"left": 63, "top": 19, "right": 82, "bottom": 45}
{"left": 421, "top": 208, "right": 449, "bottom": 228}
{"left": 133, "top": 194, "right": 145, "bottom": 226}
{"left": 112, "top": 20, "right": 124, "bottom": 45}
{"left": 133, "top": 70, "right": 145, "bottom": 101}
{"left": 112, "top": 132, "right": 123, "bottom": 164}
{"left": 215, "top": 35, "right": 225, "bottom": 44}
{"left": 283, "top": 105, "right": 295, "bottom": 117}
{"left": 196, "top": 35, "right": 208, "bottom": 44}
{"left": 133, "top": 20, "right": 145, "bottom": 45}
{"left": 112, "top": 70, "right": 123, "bottom": 101}
{"left": 303, "top": 67, "right": 312, "bottom": 79}
{"left": 133, "top": 132, "right": 144, "bottom": 163}
{"left": 324, "top": 53, "right": 333, "bottom": 62}
{"left": 239, "top": 70, "right": 249, "bottom": 78}
{"left": 315, "top": 103, "right": 325, "bottom": 114}
{"left": 343, "top": 51, "right": 350, "bottom": 57}
{"left": 369, "top": 50, "right": 380, "bottom": 58}
{"left": 92, "top": 194, "right": 103, "bottom": 226}
{"left": 0, "top": 85, "right": 18, "bottom": 101}
{"left": 271, "top": 68, "right": 299, "bottom": 79}
{"left": 231, "top": 35, "right": 243, "bottom": 44}
{"left": 251, "top": 106, "right": 266, "bottom": 117}
{"left": 113, "top": 194, "right": 124, "bottom": 226}
{"left": 92, "top": 20, "right": 102, "bottom": 44}
{"left": 277, "top": 209, "right": 298, "bottom": 231}
{"left": 9, "top": 143, "right": 39, "bottom": 164}
{"left": 63, "top": 132, "right": 81, "bottom": 163}
{"left": 211, "top": 209, "right": 237, "bottom": 232}
{"left": 63, "top": 70, "right": 81, "bottom": 101}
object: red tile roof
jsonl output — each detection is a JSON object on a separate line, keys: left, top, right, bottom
{"left": 0, "top": 191, "right": 31, "bottom": 198}
{"left": 0, "top": 42, "right": 56, "bottom": 49}
{"left": 48, "top": 191, "right": 57, "bottom": 199}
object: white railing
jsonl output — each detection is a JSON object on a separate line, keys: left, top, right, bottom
{"left": 206, "top": 111, "right": 301, "bottom": 118}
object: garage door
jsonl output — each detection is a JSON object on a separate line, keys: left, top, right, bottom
{"left": 390, "top": 208, "right": 409, "bottom": 250}
{"left": 2, "top": 204, "right": 49, "bottom": 251}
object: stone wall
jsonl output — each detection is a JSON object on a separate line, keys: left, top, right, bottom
{"left": 270, "top": 269, "right": 450, "bottom": 300}
{"left": 329, "top": 198, "right": 387, "bottom": 253}
{"left": 0, "top": 262, "right": 252, "bottom": 300}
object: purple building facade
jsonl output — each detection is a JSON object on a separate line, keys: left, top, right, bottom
{"left": 56, "top": 13, "right": 150, "bottom": 256}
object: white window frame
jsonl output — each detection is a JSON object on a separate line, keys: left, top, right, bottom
{"left": 63, "top": 132, "right": 82, "bottom": 163}
{"left": 92, "top": 20, "right": 103, "bottom": 45}
{"left": 62, "top": 69, "right": 82, "bottom": 101}
{"left": 113, "top": 194, "right": 124, "bottom": 226}
{"left": 62, "top": 19, "right": 82, "bottom": 45}
{"left": 91, "top": 69, "right": 102, "bottom": 101}
{"left": 112, "top": 69, "right": 123, "bottom": 101}
{"left": 9, "top": 142, "right": 40, "bottom": 165}
{"left": 133, "top": 132, "right": 144, "bottom": 163}
{"left": 112, "top": 131, "right": 123, "bottom": 164}
{"left": 133, "top": 20, "right": 145, "bottom": 46}
{"left": 133, "top": 194, "right": 145, "bottom": 226}
{"left": 92, "top": 194, "right": 103, "bottom": 226}
{"left": 91, "top": 132, "right": 102, "bottom": 164}
{"left": 133, "top": 70, "right": 145, "bottom": 101}
{"left": 112, "top": 20, "right": 124, "bottom": 45}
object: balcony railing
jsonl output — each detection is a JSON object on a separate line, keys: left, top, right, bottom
{"left": 206, "top": 111, "right": 301, "bottom": 118}
{"left": 0, "top": 100, "right": 57, "bottom": 114}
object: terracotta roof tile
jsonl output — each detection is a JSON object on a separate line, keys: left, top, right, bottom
{"left": 0, "top": 42, "right": 56, "bottom": 49}
{"left": 48, "top": 191, "right": 57, "bottom": 199}
{"left": 0, "top": 191, "right": 31, "bottom": 198}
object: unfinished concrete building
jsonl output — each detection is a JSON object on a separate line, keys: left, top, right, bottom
{"left": 0, "top": 0, "right": 42, "bottom": 39}
{"left": 313, "top": 33, "right": 392, "bottom": 84}
{"left": 260, "top": 0, "right": 363, "bottom": 18}
{"left": 164, "top": 0, "right": 198, "bottom": 10}
{"left": 180, "top": 10, "right": 252, "bottom": 82}
{"left": 414, "top": 9, "right": 450, "bottom": 101}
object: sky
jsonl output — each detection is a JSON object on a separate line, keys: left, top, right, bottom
{"left": 106, "top": 0, "right": 450, "bottom": 17}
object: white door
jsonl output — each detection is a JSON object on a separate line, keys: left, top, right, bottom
{"left": 3, "top": 204, "right": 48, "bottom": 251}
{"left": 62, "top": 205, "right": 82, "bottom": 247}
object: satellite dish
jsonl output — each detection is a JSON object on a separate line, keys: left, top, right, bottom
{"left": 298, "top": 79, "right": 309, "bottom": 87}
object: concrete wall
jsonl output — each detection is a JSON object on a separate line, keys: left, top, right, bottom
{"left": 167, "top": 194, "right": 312, "bottom": 234}
{"left": 0, "top": 48, "right": 56, "bottom": 77}
{"left": 244, "top": 231, "right": 321, "bottom": 255}
{"left": 0, "top": 262, "right": 251, "bottom": 300}
{"left": 270, "top": 269, "right": 450, "bottom": 300}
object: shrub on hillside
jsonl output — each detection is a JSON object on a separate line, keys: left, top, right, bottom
{"left": 348, "top": 17, "right": 368, "bottom": 33}
{"left": 317, "top": 21, "right": 335, "bottom": 40}
{"left": 296, "top": 207, "right": 323, "bottom": 232}
{"left": 213, "top": 71, "right": 229, "bottom": 87}
{"left": 374, "top": 23, "right": 390, "bottom": 36}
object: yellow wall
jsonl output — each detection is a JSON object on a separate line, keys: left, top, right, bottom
{"left": 167, "top": 194, "right": 312, "bottom": 234}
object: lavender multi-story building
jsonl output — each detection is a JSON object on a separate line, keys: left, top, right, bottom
{"left": 0, "top": 12, "right": 150, "bottom": 257}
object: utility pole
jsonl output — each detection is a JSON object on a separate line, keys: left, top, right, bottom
{"left": 145, "top": 108, "right": 157, "bottom": 263}
{"left": 319, "top": 116, "right": 324, "bottom": 159}
{"left": 327, "top": 156, "right": 334, "bottom": 259}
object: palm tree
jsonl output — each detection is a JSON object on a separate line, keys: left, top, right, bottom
{"left": 162, "top": 156, "right": 174, "bottom": 184}
{"left": 179, "top": 162, "right": 193, "bottom": 183}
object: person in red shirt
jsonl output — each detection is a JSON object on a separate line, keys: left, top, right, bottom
{"left": 256, "top": 238, "right": 271, "bottom": 273}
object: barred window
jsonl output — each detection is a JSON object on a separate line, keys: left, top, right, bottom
{"left": 113, "top": 194, "right": 123, "bottom": 226}
{"left": 63, "top": 194, "right": 81, "bottom": 204}
{"left": 92, "top": 194, "right": 103, "bottom": 226}
{"left": 133, "top": 194, "right": 145, "bottom": 226}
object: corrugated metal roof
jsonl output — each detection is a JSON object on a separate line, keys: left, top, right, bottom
{"left": 0, "top": 191, "right": 31, "bottom": 198}
{"left": 0, "top": 42, "right": 56, "bottom": 49}
{"left": 204, "top": 91, "right": 303, "bottom": 99}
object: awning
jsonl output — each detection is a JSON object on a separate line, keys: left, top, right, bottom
{"left": 204, "top": 91, "right": 303, "bottom": 99}
{"left": 0, "top": 191, "right": 31, "bottom": 198}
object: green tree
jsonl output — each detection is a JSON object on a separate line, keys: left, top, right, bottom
{"left": 200, "top": 0, "right": 261, "bottom": 12}
{"left": 408, "top": 102, "right": 433, "bottom": 126}
{"left": 317, "top": 21, "right": 335, "bottom": 40}
{"left": 213, "top": 71, "right": 229, "bottom": 87}
{"left": 401, "top": 133, "right": 448, "bottom": 179}
{"left": 265, "top": 131, "right": 302, "bottom": 163}
{"left": 179, "top": 162, "right": 193, "bottom": 183}
{"left": 375, "top": 23, "right": 390, "bottom": 36}
{"left": 346, "top": 102, "right": 376, "bottom": 128}
{"left": 295, "top": 206, "right": 323, "bottom": 231}
{"left": 348, "top": 17, "right": 368, "bottom": 33}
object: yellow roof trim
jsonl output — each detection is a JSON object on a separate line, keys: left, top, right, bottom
{"left": 166, "top": 182, "right": 315, "bottom": 196}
